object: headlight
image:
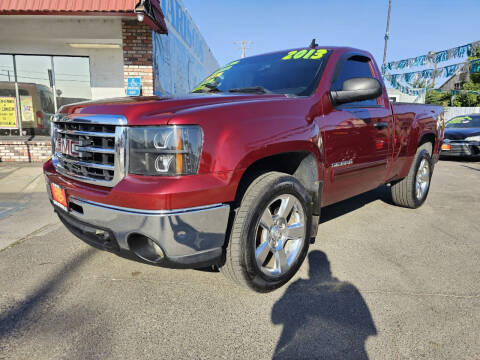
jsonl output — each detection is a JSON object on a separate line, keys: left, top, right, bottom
{"left": 465, "top": 135, "right": 480, "bottom": 142}
{"left": 129, "top": 126, "right": 203, "bottom": 176}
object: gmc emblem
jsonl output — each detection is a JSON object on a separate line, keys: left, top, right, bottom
{"left": 55, "top": 138, "right": 79, "bottom": 157}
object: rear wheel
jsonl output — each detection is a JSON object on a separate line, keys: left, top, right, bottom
{"left": 391, "top": 143, "right": 433, "bottom": 208}
{"left": 220, "top": 172, "right": 312, "bottom": 292}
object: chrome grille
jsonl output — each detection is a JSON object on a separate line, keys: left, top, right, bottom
{"left": 52, "top": 114, "right": 128, "bottom": 187}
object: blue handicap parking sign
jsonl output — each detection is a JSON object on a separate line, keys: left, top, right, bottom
{"left": 126, "top": 77, "right": 142, "bottom": 96}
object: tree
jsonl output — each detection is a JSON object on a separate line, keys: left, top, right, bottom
{"left": 411, "top": 79, "right": 432, "bottom": 89}
{"left": 452, "top": 48, "right": 480, "bottom": 107}
{"left": 425, "top": 47, "right": 480, "bottom": 107}
{"left": 425, "top": 90, "right": 451, "bottom": 106}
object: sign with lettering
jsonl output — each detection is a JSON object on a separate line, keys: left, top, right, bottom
{"left": 0, "top": 97, "right": 18, "bottom": 129}
{"left": 282, "top": 49, "right": 328, "bottom": 60}
{"left": 126, "top": 77, "right": 142, "bottom": 96}
{"left": 20, "top": 96, "right": 34, "bottom": 123}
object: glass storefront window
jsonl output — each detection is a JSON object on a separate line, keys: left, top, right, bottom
{"left": 53, "top": 57, "right": 92, "bottom": 108}
{"left": 15, "top": 55, "right": 54, "bottom": 133}
{"left": 0, "top": 54, "right": 92, "bottom": 136}
{"left": 0, "top": 54, "right": 14, "bottom": 83}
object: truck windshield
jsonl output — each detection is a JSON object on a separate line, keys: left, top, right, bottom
{"left": 446, "top": 115, "right": 480, "bottom": 128}
{"left": 192, "top": 48, "right": 331, "bottom": 96}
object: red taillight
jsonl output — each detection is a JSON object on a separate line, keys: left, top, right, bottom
{"left": 36, "top": 111, "right": 43, "bottom": 128}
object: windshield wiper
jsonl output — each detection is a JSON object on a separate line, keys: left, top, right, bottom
{"left": 228, "top": 86, "right": 272, "bottom": 94}
{"left": 192, "top": 83, "right": 221, "bottom": 93}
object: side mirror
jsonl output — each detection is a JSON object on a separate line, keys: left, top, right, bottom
{"left": 330, "top": 77, "right": 382, "bottom": 105}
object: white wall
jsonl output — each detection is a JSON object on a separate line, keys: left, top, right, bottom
{"left": 0, "top": 16, "right": 125, "bottom": 99}
{"left": 387, "top": 87, "right": 425, "bottom": 104}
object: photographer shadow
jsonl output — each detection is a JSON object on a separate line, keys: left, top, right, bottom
{"left": 272, "top": 251, "right": 377, "bottom": 360}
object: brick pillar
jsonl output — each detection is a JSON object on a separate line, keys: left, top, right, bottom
{"left": 122, "top": 20, "right": 154, "bottom": 96}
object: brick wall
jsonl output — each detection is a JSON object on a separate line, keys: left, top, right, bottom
{"left": 122, "top": 20, "right": 154, "bottom": 96}
{"left": 0, "top": 140, "right": 51, "bottom": 162}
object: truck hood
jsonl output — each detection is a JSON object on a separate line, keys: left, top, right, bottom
{"left": 60, "top": 93, "right": 286, "bottom": 125}
{"left": 444, "top": 127, "right": 480, "bottom": 140}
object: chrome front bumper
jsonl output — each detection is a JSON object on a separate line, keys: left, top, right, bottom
{"left": 48, "top": 186, "right": 230, "bottom": 267}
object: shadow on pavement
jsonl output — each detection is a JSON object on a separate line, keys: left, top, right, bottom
{"left": 0, "top": 247, "right": 96, "bottom": 339}
{"left": 461, "top": 165, "right": 480, "bottom": 172}
{"left": 439, "top": 156, "right": 480, "bottom": 163}
{"left": 272, "top": 251, "right": 377, "bottom": 360}
{"left": 320, "top": 185, "right": 392, "bottom": 224}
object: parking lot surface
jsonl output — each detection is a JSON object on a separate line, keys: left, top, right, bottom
{"left": 0, "top": 159, "right": 479, "bottom": 359}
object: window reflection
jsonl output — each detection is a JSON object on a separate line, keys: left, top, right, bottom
{"left": 0, "top": 54, "right": 14, "bottom": 82}
{"left": 0, "top": 55, "right": 92, "bottom": 135}
{"left": 15, "top": 55, "right": 55, "bottom": 133}
{"left": 53, "top": 57, "right": 92, "bottom": 107}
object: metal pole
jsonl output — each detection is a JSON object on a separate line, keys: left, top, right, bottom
{"left": 50, "top": 56, "right": 58, "bottom": 113}
{"left": 382, "top": 0, "right": 392, "bottom": 75}
{"left": 234, "top": 40, "right": 252, "bottom": 58}
{"left": 427, "top": 51, "right": 436, "bottom": 89}
{"left": 12, "top": 55, "right": 22, "bottom": 135}
{"left": 432, "top": 62, "right": 437, "bottom": 89}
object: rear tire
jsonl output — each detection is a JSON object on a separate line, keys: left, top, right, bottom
{"left": 220, "top": 172, "right": 312, "bottom": 292}
{"left": 391, "top": 143, "right": 433, "bottom": 208}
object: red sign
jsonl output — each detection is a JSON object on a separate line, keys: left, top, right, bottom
{"left": 50, "top": 182, "right": 67, "bottom": 211}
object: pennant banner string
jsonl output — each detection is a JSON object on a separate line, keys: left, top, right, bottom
{"left": 383, "top": 59, "right": 480, "bottom": 96}
{"left": 384, "top": 41, "right": 480, "bottom": 72}
{"left": 384, "top": 59, "right": 480, "bottom": 85}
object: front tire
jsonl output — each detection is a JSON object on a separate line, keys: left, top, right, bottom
{"left": 220, "top": 172, "right": 312, "bottom": 292}
{"left": 391, "top": 143, "right": 433, "bottom": 208}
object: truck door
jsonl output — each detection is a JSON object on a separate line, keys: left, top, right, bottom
{"left": 321, "top": 55, "right": 393, "bottom": 205}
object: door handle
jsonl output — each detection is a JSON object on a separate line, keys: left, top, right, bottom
{"left": 373, "top": 122, "right": 388, "bottom": 130}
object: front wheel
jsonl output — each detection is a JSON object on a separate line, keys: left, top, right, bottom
{"left": 220, "top": 172, "right": 312, "bottom": 292}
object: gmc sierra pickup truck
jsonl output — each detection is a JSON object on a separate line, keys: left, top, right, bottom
{"left": 44, "top": 46, "right": 444, "bottom": 292}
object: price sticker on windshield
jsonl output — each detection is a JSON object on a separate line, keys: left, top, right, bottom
{"left": 192, "top": 61, "right": 240, "bottom": 92}
{"left": 282, "top": 49, "right": 327, "bottom": 60}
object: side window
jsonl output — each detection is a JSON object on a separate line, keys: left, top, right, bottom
{"left": 331, "top": 56, "right": 378, "bottom": 107}
{"left": 0, "top": 89, "right": 15, "bottom": 97}
{"left": 39, "top": 90, "right": 55, "bottom": 114}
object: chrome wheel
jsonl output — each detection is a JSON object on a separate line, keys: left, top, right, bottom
{"left": 255, "top": 194, "right": 306, "bottom": 277}
{"left": 415, "top": 158, "right": 430, "bottom": 200}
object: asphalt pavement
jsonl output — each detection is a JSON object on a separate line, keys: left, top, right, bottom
{"left": 0, "top": 159, "right": 479, "bottom": 359}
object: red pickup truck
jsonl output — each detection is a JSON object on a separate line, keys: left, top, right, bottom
{"left": 44, "top": 46, "right": 444, "bottom": 292}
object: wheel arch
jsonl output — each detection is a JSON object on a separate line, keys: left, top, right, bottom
{"left": 417, "top": 132, "right": 436, "bottom": 154}
{"left": 233, "top": 151, "right": 322, "bottom": 239}
{"left": 399, "top": 116, "right": 437, "bottom": 178}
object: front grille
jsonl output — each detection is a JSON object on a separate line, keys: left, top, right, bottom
{"left": 52, "top": 115, "right": 127, "bottom": 187}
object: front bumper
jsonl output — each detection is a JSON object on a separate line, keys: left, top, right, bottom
{"left": 440, "top": 141, "right": 480, "bottom": 157}
{"left": 47, "top": 182, "right": 230, "bottom": 268}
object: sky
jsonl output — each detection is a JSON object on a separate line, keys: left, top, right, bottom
{"left": 182, "top": 0, "right": 479, "bottom": 68}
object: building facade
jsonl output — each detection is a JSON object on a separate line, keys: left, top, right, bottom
{"left": 153, "top": 0, "right": 219, "bottom": 95}
{"left": 386, "top": 88, "right": 426, "bottom": 104}
{"left": 0, "top": 0, "right": 218, "bottom": 140}
{"left": 439, "top": 71, "right": 471, "bottom": 91}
